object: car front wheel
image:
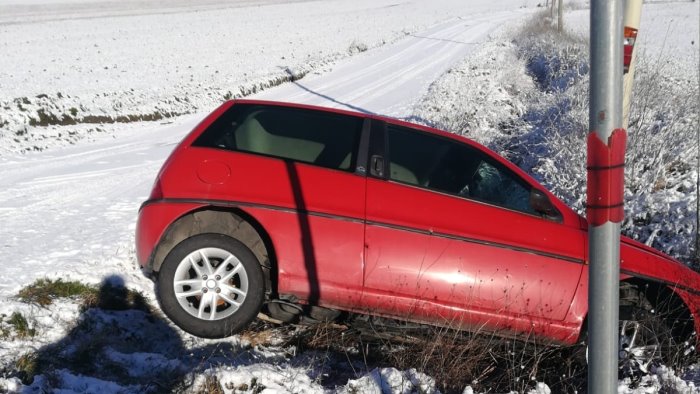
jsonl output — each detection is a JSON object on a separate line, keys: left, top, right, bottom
{"left": 617, "top": 285, "right": 692, "bottom": 379}
{"left": 157, "top": 233, "right": 264, "bottom": 338}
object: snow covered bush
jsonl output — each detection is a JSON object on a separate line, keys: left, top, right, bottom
{"left": 510, "top": 17, "right": 699, "bottom": 265}
{"left": 622, "top": 57, "right": 699, "bottom": 262}
{"left": 416, "top": 10, "right": 700, "bottom": 266}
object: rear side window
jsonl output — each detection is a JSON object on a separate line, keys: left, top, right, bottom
{"left": 387, "top": 125, "right": 536, "bottom": 215}
{"left": 193, "top": 104, "right": 363, "bottom": 171}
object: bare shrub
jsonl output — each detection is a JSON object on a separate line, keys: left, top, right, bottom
{"left": 622, "top": 53, "right": 699, "bottom": 262}
{"left": 381, "top": 327, "right": 495, "bottom": 392}
{"left": 348, "top": 40, "right": 369, "bottom": 54}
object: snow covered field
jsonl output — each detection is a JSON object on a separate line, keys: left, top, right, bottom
{"left": 0, "top": 0, "right": 698, "bottom": 392}
{"left": 0, "top": 0, "right": 536, "bottom": 154}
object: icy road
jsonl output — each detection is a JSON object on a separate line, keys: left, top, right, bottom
{"left": 253, "top": 11, "right": 528, "bottom": 116}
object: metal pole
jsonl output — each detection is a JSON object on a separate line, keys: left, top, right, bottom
{"left": 558, "top": 0, "right": 564, "bottom": 32}
{"left": 622, "top": 0, "right": 643, "bottom": 129}
{"left": 588, "top": 0, "right": 625, "bottom": 392}
{"left": 551, "top": 0, "right": 555, "bottom": 18}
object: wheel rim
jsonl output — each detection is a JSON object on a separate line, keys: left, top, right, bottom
{"left": 619, "top": 316, "right": 667, "bottom": 374}
{"left": 173, "top": 247, "right": 249, "bottom": 321}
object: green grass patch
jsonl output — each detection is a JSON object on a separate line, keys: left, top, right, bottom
{"left": 17, "top": 278, "right": 96, "bottom": 306}
{"left": 0, "top": 312, "right": 37, "bottom": 340}
{"left": 16, "top": 278, "right": 151, "bottom": 312}
{"left": 8, "top": 312, "right": 36, "bottom": 338}
{"left": 0, "top": 316, "right": 10, "bottom": 339}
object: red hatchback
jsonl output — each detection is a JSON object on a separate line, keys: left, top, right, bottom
{"left": 136, "top": 100, "right": 700, "bottom": 355}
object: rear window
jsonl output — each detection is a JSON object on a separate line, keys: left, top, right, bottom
{"left": 193, "top": 104, "right": 363, "bottom": 171}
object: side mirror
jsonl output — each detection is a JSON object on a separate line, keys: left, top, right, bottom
{"left": 530, "top": 189, "right": 562, "bottom": 222}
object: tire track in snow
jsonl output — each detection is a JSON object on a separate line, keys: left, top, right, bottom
{"left": 255, "top": 10, "right": 529, "bottom": 117}
{"left": 277, "top": 18, "right": 472, "bottom": 99}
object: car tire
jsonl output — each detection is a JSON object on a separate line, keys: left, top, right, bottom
{"left": 157, "top": 233, "right": 264, "bottom": 338}
{"left": 308, "top": 306, "right": 341, "bottom": 322}
{"left": 266, "top": 301, "right": 301, "bottom": 323}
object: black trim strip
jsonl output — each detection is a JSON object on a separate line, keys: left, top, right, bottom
{"left": 587, "top": 203, "right": 625, "bottom": 209}
{"left": 620, "top": 269, "right": 700, "bottom": 297}
{"left": 587, "top": 163, "right": 626, "bottom": 171}
{"left": 355, "top": 118, "right": 372, "bottom": 175}
{"left": 368, "top": 119, "right": 388, "bottom": 179}
{"left": 141, "top": 197, "right": 364, "bottom": 224}
{"left": 366, "top": 220, "right": 584, "bottom": 265}
{"left": 142, "top": 198, "right": 585, "bottom": 265}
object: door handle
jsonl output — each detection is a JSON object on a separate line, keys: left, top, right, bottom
{"left": 370, "top": 155, "right": 385, "bottom": 178}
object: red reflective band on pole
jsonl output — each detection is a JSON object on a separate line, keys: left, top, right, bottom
{"left": 586, "top": 129, "right": 627, "bottom": 226}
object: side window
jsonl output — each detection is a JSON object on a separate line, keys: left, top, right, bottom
{"left": 193, "top": 104, "right": 363, "bottom": 171}
{"left": 469, "top": 161, "right": 534, "bottom": 214}
{"left": 387, "top": 125, "right": 537, "bottom": 215}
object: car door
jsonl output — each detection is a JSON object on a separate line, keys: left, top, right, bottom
{"left": 362, "top": 122, "right": 585, "bottom": 332}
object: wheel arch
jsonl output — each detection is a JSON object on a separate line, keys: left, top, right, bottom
{"left": 620, "top": 278, "right": 694, "bottom": 335}
{"left": 575, "top": 276, "right": 696, "bottom": 343}
{"left": 151, "top": 206, "right": 278, "bottom": 296}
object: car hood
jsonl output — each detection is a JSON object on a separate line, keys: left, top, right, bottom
{"left": 621, "top": 235, "right": 673, "bottom": 260}
{"left": 619, "top": 234, "right": 700, "bottom": 293}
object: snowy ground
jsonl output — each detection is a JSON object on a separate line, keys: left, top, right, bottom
{"left": 1, "top": 0, "right": 699, "bottom": 392}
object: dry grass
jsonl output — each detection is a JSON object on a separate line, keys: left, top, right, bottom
{"left": 376, "top": 328, "right": 587, "bottom": 393}
{"left": 79, "top": 281, "right": 151, "bottom": 312}
{"left": 271, "top": 318, "right": 588, "bottom": 393}
{"left": 238, "top": 327, "right": 275, "bottom": 347}
{"left": 191, "top": 375, "right": 226, "bottom": 394}
{"left": 15, "top": 353, "right": 39, "bottom": 383}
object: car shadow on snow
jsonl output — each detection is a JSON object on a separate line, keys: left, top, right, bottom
{"left": 16, "top": 275, "right": 378, "bottom": 393}
{"left": 17, "top": 275, "right": 254, "bottom": 393}
{"left": 278, "top": 65, "right": 373, "bottom": 115}
{"left": 291, "top": 80, "right": 373, "bottom": 115}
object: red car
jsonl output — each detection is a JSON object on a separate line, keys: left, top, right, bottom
{"left": 136, "top": 99, "right": 699, "bottom": 357}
